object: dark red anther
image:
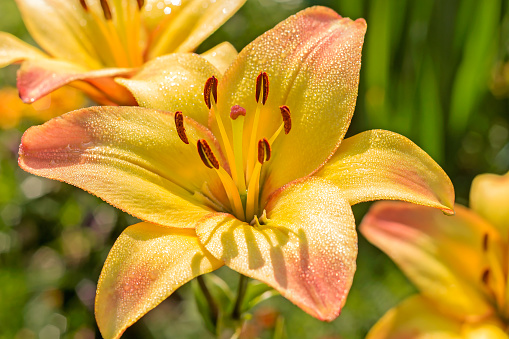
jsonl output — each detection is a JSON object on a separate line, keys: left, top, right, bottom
{"left": 257, "top": 138, "right": 271, "bottom": 164}
{"left": 100, "top": 0, "right": 112, "bottom": 20}
{"left": 204, "top": 76, "right": 218, "bottom": 109}
{"left": 279, "top": 105, "right": 292, "bottom": 134}
{"left": 255, "top": 72, "right": 269, "bottom": 105}
{"left": 197, "top": 139, "right": 219, "bottom": 169}
{"left": 136, "top": 0, "right": 145, "bottom": 10}
{"left": 79, "top": 0, "right": 89, "bottom": 11}
{"left": 174, "top": 111, "right": 189, "bottom": 144}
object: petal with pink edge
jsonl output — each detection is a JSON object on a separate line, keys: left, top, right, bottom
{"left": 146, "top": 0, "right": 246, "bottom": 58}
{"left": 366, "top": 295, "right": 463, "bottom": 339}
{"left": 470, "top": 171, "right": 509, "bottom": 240}
{"left": 196, "top": 177, "right": 357, "bottom": 321}
{"left": 116, "top": 53, "right": 219, "bottom": 127}
{"left": 17, "top": 59, "right": 134, "bottom": 104}
{"left": 360, "top": 201, "right": 498, "bottom": 320}
{"left": 214, "top": 7, "right": 366, "bottom": 200}
{"left": 0, "top": 32, "right": 48, "bottom": 68}
{"left": 317, "top": 130, "right": 455, "bottom": 214}
{"left": 96, "top": 222, "right": 223, "bottom": 339}
{"left": 19, "top": 106, "right": 227, "bottom": 228}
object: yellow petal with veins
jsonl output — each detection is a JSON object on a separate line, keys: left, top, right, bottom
{"left": 360, "top": 201, "right": 497, "bottom": 320}
{"left": 0, "top": 32, "right": 48, "bottom": 67}
{"left": 317, "top": 130, "right": 455, "bottom": 214}
{"left": 116, "top": 53, "right": 220, "bottom": 127}
{"left": 19, "top": 106, "right": 227, "bottom": 228}
{"left": 15, "top": 0, "right": 101, "bottom": 68}
{"left": 470, "top": 171, "right": 509, "bottom": 240}
{"left": 96, "top": 222, "right": 223, "bottom": 339}
{"left": 196, "top": 177, "right": 357, "bottom": 321}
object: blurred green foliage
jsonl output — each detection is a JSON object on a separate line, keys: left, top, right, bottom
{"left": 0, "top": 0, "right": 508, "bottom": 338}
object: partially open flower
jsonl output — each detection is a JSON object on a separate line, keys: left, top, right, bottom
{"left": 18, "top": 7, "right": 454, "bottom": 339}
{"left": 0, "top": 0, "right": 244, "bottom": 105}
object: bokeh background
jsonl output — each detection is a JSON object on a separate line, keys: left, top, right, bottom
{"left": 0, "top": 0, "right": 508, "bottom": 338}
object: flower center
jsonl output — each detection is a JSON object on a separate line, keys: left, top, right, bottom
{"left": 175, "top": 72, "right": 292, "bottom": 222}
{"left": 78, "top": 0, "right": 145, "bottom": 68}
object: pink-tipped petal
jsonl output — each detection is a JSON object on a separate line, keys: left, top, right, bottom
{"left": 96, "top": 222, "right": 223, "bottom": 339}
{"left": 196, "top": 177, "right": 357, "bottom": 321}
{"left": 19, "top": 106, "right": 226, "bottom": 228}
{"left": 360, "top": 201, "right": 497, "bottom": 320}
{"left": 317, "top": 130, "right": 455, "bottom": 214}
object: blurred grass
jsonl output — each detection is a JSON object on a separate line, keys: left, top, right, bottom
{"left": 0, "top": 0, "right": 508, "bottom": 338}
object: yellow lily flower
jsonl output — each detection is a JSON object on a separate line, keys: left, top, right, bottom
{"left": 18, "top": 7, "right": 454, "bottom": 339}
{"left": 0, "top": 0, "right": 244, "bottom": 105}
{"left": 361, "top": 172, "right": 509, "bottom": 338}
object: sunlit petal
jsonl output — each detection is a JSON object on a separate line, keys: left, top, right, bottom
{"left": 96, "top": 222, "right": 223, "bottom": 339}
{"left": 116, "top": 53, "right": 219, "bottom": 126}
{"left": 17, "top": 58, "right": 134, "bottom": 104}
{"left": 317, "top": 130, "right": 455, "bottom": 214}
{"left": 19, "top": 106, "right": 227, "bottom": 228}
{"left": 463, "top": 322, "right": 509, "bottom": 339}
{"left": 470, "top": 171, "right": 509, "bottom": 240}
{"left": 360, "top": 201, "right": 497, "bottom": 320}
{"left": 366, "top": 295, "right": 463, "bottom": 339}
{"left": 196, "top": 178, "right": 357, "bottom": 320}
{"left": 0, "top": 32, "right": 48, "bottom": 67}
{"left": 201, "top": 42, "right": 237, "bottom": 74}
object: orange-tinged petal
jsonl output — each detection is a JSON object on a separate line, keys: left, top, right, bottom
{"left": 470, "top": 172, "right": 509, "bottom": 240}
{"left": 366, "top": 295, "right": 463, "bottom": 339}
{"left": 15, "top": 0, "right": 100, "bottom": 68}
{"left": 317, "top": 130, "right": 455, "bottom": 214}
{"left": 214, "top": 7, "right": 366, "bottom": 199}
{"left": 145, "top": 0, "right": 245, "bottom": 58}
{"left": 463, "top": 323, "right": 509, "bottom": 339}
{"left": 17, "top": 58, "right": 134, "bottom": 104}
{"left": 19, "top": 106, "right": 227, "bottom": 228}
{"left": 96, "top": 222, "right": 223, "bottom": 339}
{"left": 196, "top": 177, "right": 357, "bottom": 321}
{"left": 0, "top": 32, "right": 48, "bottom": 67}
{"left": 360, "top": 201, "right": 497, "bottom": 320}
{"left": 201, "top": 42, "right": 237, "bottom": 75}
{"left": 116, "top": 53, "right": 219, "bottom": 127}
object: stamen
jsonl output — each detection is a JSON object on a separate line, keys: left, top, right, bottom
{"left": 136, "top": 0, "right": 145, "bottom": 10}
{"left": 230, "top": 105, "right": 247, "bottom": 193}
{"left": 257, "top": 138, "right": 271, "bottom": 163}
{"left": 197, "top": 140, "right": 219, "bottom": 169}
{"left": 280, "top": 105, "right": 292, "bottom": 134}
{"left": 204, "top": 76, "right": 218, "bottom": 109}
{"left": 174, "top": 111, "right": 189, "bottom": 144}
{"left": 79, "top": 0, "right": 88, "bottom": 11}
{"left": 482, "top": 268, "right": 490, "bottom": 285}
{"left": 100, "top": 0, "right": 113, "bottom": 20}
{"left": 255, "top": 72, "right": 269, "bottom": 105}
{"left": 482, "top": 233, "right": 489, "bottom": 252}
{"left": 230, "top": 105, "right": 246, "bottom": 120}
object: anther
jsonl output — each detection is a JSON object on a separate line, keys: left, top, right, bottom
{"left": 100, "top": 0, "right": 112, "bottom": 20}
{"left": 197, "top": 139, "right": 219, "bottom": 169}
{"left": 482, "top": 233, "right": 489, "bottom": 252}
{"left": 136, "top": 0, "right": 145, "bottom": 10}
{"left": 255, "top": 72, "right": 269, "bottom": 105}
{"left": 230, "top": 105, "right": 247, "bottom": 120}
{"left": 79, "top": 0, "right": 89, "bottom": 11}
{"left": 482, "top": 268, "right": 490, "bottom": 285}
{"left": 174, "top": 111, "right": 189, "bottom": 144}
{"left": 257, "top": 138, "right": 271, "bottom": 163}
{"left": 279, "top": 105, "right": 292, "bottom": 134}
{"left": 204, "top": 76, "right": 218, "bottom": 109}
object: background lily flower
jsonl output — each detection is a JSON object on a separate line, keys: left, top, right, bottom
{"left": 18, "top": 6, "right": 454, "bottom": 339}
{"left": 360, "top": 172, "right": 509, "bottom": 338}
{"left": 0, "top": 0, "right": 244, "bottom": 106}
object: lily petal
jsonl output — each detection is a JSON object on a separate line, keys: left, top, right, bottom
{"left": 0, "top": 32, "right": 48, "bottom": 67}
{"left": 15, "top": 0, "right": 100, "bottom": 68}
{"left": 19, "top": 106, "right": 227, "bottom": 228}
{"left": 215, "top": 7, "right": 365, "bottom": 200}
{"left": 366, "top": 295, "right": 463, "bottom": 339}
{"left": 317, "top": 130, "right": 455, "bottom": 214}
{"left": 201, "top": 42, "right": 237, "bottom": 75}
{"left": 145, "top": 0, "right": 246, "bottom": 58}
{"left": 116, "top": 53, "right": 220, "bottom": 126}
{"left": 470, "top": 172, "right": 509, "bottom": 240}
{"left": 360, "top": 201, "right": 497, "bottom": 320}
{"left": 17, "top": 58, "right": 135, "bottom": 104}
{"left": 196, "top": 177, "right": 357, "bottom": 321}
{"left": 96, "top": 222, "right": 223, "bottom": 339}
{"left": 463, "top": 323, "right": 509, "bottom": 339}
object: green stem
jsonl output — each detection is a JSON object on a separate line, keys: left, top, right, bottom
{"left": 197, "top": 275, "right": 219, "bottom": 326}
{"left": 232, "top": 274, "right": 249, "bottom": 320}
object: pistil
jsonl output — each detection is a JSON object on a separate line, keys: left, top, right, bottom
{"left": 230, "top": 105, "right": 247, "bottom": 194}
